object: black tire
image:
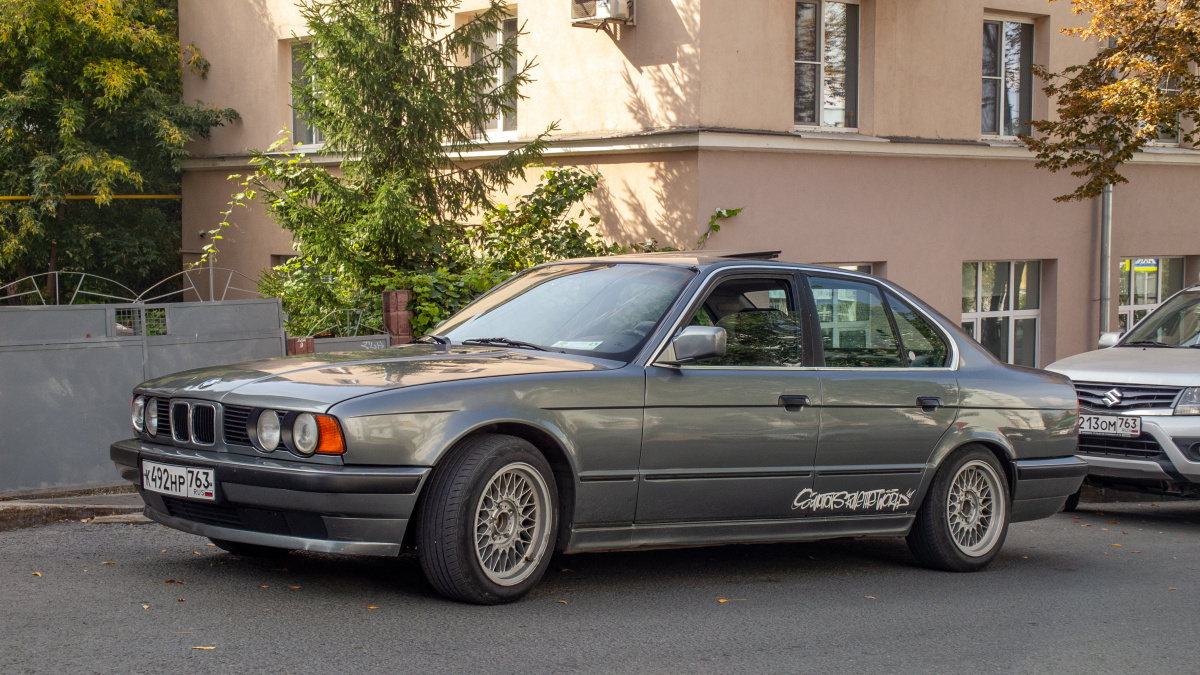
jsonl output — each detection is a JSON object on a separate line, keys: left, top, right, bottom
{"left": 208, "top": 538, "right": 292, "bottom": 558}
{"left": 1061, "top": 486, "right": 1082, "bottom": 512}
{"left": 416, "top": 434, "right": 559, "bottom": 605}
{"left": 906, "top": 445, "right": 1010, "bottom": 572}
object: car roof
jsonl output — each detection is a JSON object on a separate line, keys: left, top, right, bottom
{"left": 548, "top": 250, "right": 858, "bottom": 273}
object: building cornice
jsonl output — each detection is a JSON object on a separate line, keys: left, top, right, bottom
{"left": 179, "top": 129, "right": 1200, "bottom": 171}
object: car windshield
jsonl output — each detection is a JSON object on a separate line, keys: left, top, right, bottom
{"left": 436, "top": 263, "right": 696, "bottom": 361}
{"left": 1121, "top": 290, "right": 1200, "bottom": 347}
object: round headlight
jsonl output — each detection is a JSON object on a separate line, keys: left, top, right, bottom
{"left": 256, "top": 410, "right": 281, "bottom": 452}
{"left": 131, "top": 396, "right": 146, "bottom": 432}
{"left": 146, "top": 398, "right": 158, "bottom": 436}
{"left": 292, "top": 413, "right": 319, "bottom": 455}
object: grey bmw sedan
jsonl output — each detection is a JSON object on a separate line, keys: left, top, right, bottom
{"left": 111, "top": 252, "right": 1085, "bottom": 604}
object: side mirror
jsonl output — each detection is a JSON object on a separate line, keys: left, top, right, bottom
{"left": 661, "top": 326, "right": 726, "bottom": 364}
{"left": 1098, "top": 331, "right": 1123, "bottom": 349}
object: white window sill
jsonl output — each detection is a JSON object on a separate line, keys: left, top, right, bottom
{"left": 792, "top": 129, "right": 888, "bottom": 143}
{"left": 292, "top": 143, "right": 327, "bottom": 153}
{"left": 980, "top": 136, "right": 1025, "bottom": 147}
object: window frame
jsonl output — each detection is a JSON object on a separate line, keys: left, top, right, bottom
{"left": 793, "top": 0, "right": 861, "bottom": 132}
{"left": 1118, "top": 256, "right": 1187, "bottom": 332}
{"left": 471, "top": 16, "right": 520, "bottom": 143}
{"left": 646, "top": 266, "right": 959, "bottom": 372}
{"left": 981, "top": 15, "right": 1034, "bottom": 139}
{"left": 290, "top": 40, "right": 325, "bottom": 150}
{"left": 961, "top": 260, "right": 1042, "bottom": 366}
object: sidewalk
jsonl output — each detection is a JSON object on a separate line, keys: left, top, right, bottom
{"left": 0, "top": 493, "right": 147, "bottom": 532}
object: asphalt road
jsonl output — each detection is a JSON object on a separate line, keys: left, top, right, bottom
{"left": 3, "top": 499, "right": 1199, "bottom": 675}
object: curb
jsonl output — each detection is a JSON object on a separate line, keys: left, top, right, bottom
{"left": 0, "top": 503, "right": 145, "bottom": 533}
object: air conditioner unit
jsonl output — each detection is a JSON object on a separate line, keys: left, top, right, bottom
{"left": 571, "top": 0, "right": 633, "bottom": 25}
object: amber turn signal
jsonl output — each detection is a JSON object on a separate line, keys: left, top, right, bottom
{"left": 314, "top": 414, "right": 345, "bottom": 455}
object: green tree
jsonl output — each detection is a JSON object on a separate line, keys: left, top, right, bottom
{"left": 0, "top": 0, "right": 237, "bottom": 296}
{"left": 1025, "top": 0, "right": 1200, "bottom": 201}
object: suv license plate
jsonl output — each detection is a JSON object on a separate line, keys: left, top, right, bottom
{"left": 142, "top": 460, "right": 216, "bottom": 501}
{"left": 1079, "top": 414, "right": 1141, "bottom": 437}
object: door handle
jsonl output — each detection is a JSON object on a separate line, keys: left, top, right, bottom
{"left": 916, "top": 397, "right": 943, "bottom": 410}
{"left": 779, "top": 395, "right": 812, "bottom": 412}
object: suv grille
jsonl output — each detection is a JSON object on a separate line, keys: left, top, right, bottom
{"left": 1078, "top": 433, "right": 1165, "bottom": 460}
{"left": 223, "top": 405, "right": 253, "bottom": 447}
{"left": 1074, "top": 381, "right": 1183, "bottom": 412}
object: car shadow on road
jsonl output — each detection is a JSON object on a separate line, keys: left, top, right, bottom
{"left": 1073, "top": 499, "right": 1200, "bottom": 527}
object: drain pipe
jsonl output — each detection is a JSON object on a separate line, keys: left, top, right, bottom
{"left": 1099, "top": 182, "right": 1113, "bottom": 336}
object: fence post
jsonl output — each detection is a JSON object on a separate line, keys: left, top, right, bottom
{"left": 382, "top": 289, "right": 414, "bottom": 345}
{"left": 286, "top": 336, "right": 315, "bottom": 355}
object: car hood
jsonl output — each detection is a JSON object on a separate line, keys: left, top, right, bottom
{"left": 1046, "top": 346, "right": 1200, "bottom": 387}
{"left": 136, "top": 345, "right": 614, "bottom": 412}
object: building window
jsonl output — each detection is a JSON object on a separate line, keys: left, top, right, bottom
{"left": 1119, "top": 257, "right": 1186, "bottom": 331}
{"left": 962, "top": 260, "right": 1041, "bottom": 366}
{"left": 291, "top": 42, "right": 324, "bottom": 147}
{"left": 472, "top": 17, "right": 518, "bottom": 137}
{"left": 794, "top": 1, "right": 859, "bottom": 129}
{"left": 982, "top": 19, "right": 1033, "bottom": 137}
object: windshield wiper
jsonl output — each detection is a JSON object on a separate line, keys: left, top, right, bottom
{"left": 1124, "top": 340, "right": 1173, "bottom": 348}
{"left": 415, "top": 334, "right": 451, "bottom": 346}
{"left": 461, "top": 337, "right": 550, "bottom": 352}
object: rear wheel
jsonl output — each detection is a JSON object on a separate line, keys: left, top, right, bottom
{"left": 416, "top": 434, "right": 558, "bottom": 604}
{"left": 208, "top": 538, "right": 292, "bottom": 558}
{"left": 907, "top": 446, "right": 1009, "bottom": 572}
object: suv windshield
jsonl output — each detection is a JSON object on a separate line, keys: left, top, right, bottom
{"left": 1122, "top": 290, "right": 1200, "bottom": 347}
{"left": 437, "top": 263, "right": 696, "bottom": 361}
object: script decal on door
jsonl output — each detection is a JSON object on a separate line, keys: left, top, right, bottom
{"left": 791, "top": 488, "right": 916, "bottom": 512}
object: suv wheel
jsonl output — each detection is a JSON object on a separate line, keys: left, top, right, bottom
{"left": 907, "top": 445, "right": 1009, "bottom": 572}
{"left": 416, "top": 434, "right": 558, "bottom": 604}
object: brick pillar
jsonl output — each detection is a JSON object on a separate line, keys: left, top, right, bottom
{"left": 286, "top": 336, "right": 315, "bottom": 355}
{"left": 382, "top": 289, "right": 414, "bottom": 345}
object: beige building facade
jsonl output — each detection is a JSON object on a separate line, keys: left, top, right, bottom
{"left": 179, "top": 0, "right": 1200, "bottom": 365}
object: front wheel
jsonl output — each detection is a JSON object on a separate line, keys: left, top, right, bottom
{"left": 906, "top": 446, "right": 1009, "bottom": 572}
{"left": 416, "top": 434, "right": 559, "bottom": 604}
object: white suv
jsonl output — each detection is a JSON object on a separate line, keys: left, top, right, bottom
{"left": 1047, "top": 286, "right": 1200, "bottom": 504}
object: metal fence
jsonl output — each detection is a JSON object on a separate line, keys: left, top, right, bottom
{"left": 0, "top": 299, "right": 285, "bottom": 496}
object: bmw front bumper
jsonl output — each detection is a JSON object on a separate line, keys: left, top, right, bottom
{"left": 110, "top": 439, "right": 429, "bottom": 556}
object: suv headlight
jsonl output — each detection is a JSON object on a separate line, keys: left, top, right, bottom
{"left": 1176, "top": 388, "right": 1200, "bottom": 416}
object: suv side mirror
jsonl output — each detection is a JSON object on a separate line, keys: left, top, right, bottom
{"left": 661, "top": 326, "right": 727, "bottom": 364}
{"left": 1098, "top": 331, "right": 1123, "bottom": 349}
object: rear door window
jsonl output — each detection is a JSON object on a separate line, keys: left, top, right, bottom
{"left": 886, "top": 292, "right": 949, "bottom": 367}
{"left": 806, "top": 277, "right": 903, "bottom": 368}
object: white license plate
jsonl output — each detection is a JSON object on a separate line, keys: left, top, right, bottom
{"left": 1079, "top": 414, "right": 1142, "bottom": 437}
{"left": 142, "top": 460, "right": 216, "bottom": 501}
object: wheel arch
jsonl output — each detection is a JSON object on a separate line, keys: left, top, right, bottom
{"left": 417, "top": 418, "right": 579, "bottom": 553}
{"left": 916, "top": 428, "right": 1019, "bottom": 508}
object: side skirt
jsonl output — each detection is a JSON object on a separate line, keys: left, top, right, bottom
{"left": 564, "top": 514, "right": 915, "bottom": 553}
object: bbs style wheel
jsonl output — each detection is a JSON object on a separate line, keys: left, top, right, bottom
{"left": 907, "top": 445, "right": 1009, "bottom": 572}
{"left": 416, "top": 434, "right": 559, "bottom": 604}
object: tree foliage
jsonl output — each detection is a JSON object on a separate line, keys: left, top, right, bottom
{"left": 1025, "top": 0, "right": 1200, "bottom": 201}
{"left": 0, "top": 0, "right": 238, "bottom": 291}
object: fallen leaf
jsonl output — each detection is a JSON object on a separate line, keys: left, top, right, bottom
{"left": 190, "top": 646, "right": 215, "bottom": 650}
{"left": 556, "top": 600, "right": 568, "bottom": 604}
{"left": 1109, "top": 520, "right": 1118, "bottom": 524}
{"left": 1022, "top": 556, "right": 1029, "bottom": 559}
{"left": 288, "top": 586, "right": 300, "bottom": 589}
{"left": 1112, "top": 544, "right": 1122, "bottom": 547}
{"left": 1123, "top": 531, "right": 1128, "bottom": 534}
{"left": 864, "top": 596, "right": 876, "bottom": 599}
{"left": 560, "top": 568, "right": 572, "bottom": 573}
{"left": 165, "top": 580, "right": 182, "bottom": 584}
{"left": 367, "top": 606, "right": 379, "bottom": 610}
{"left": 1169, "top": 588, "right": 1177, "bottom": 590}
{"left": 206, "top": 543, "right": 216, "bottom": 547}
{"left": 142, "top": 605, "right": 149, "bottom": 610}
{"left": 102, "top": 562, "right": 115, "bottom": 565}
{"left": 31, "top": 572, "right": 41, "bottom": 577}
{"left": 1134, "top": 551, "right": 1142, "bottom": 553}
{"left": 1102, "top": 528, "right": 1109, "bottom": 531}
{"left": 260, "top": 585, "right": 269, "bottom": 589}
{"left": 1083, "top": 524, "right": 1091, "bottom": 527}
{"left": 177, "top": 598, "right": 185, "bottom": 602}
{"left": 161, "top": 550, "right": 167, "bottom": 553}
{"left": 717, "top": 599, "right": 727, "bottom": 603}
{"left": 192, "top": 552, "right": 201, "bottom": 555}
